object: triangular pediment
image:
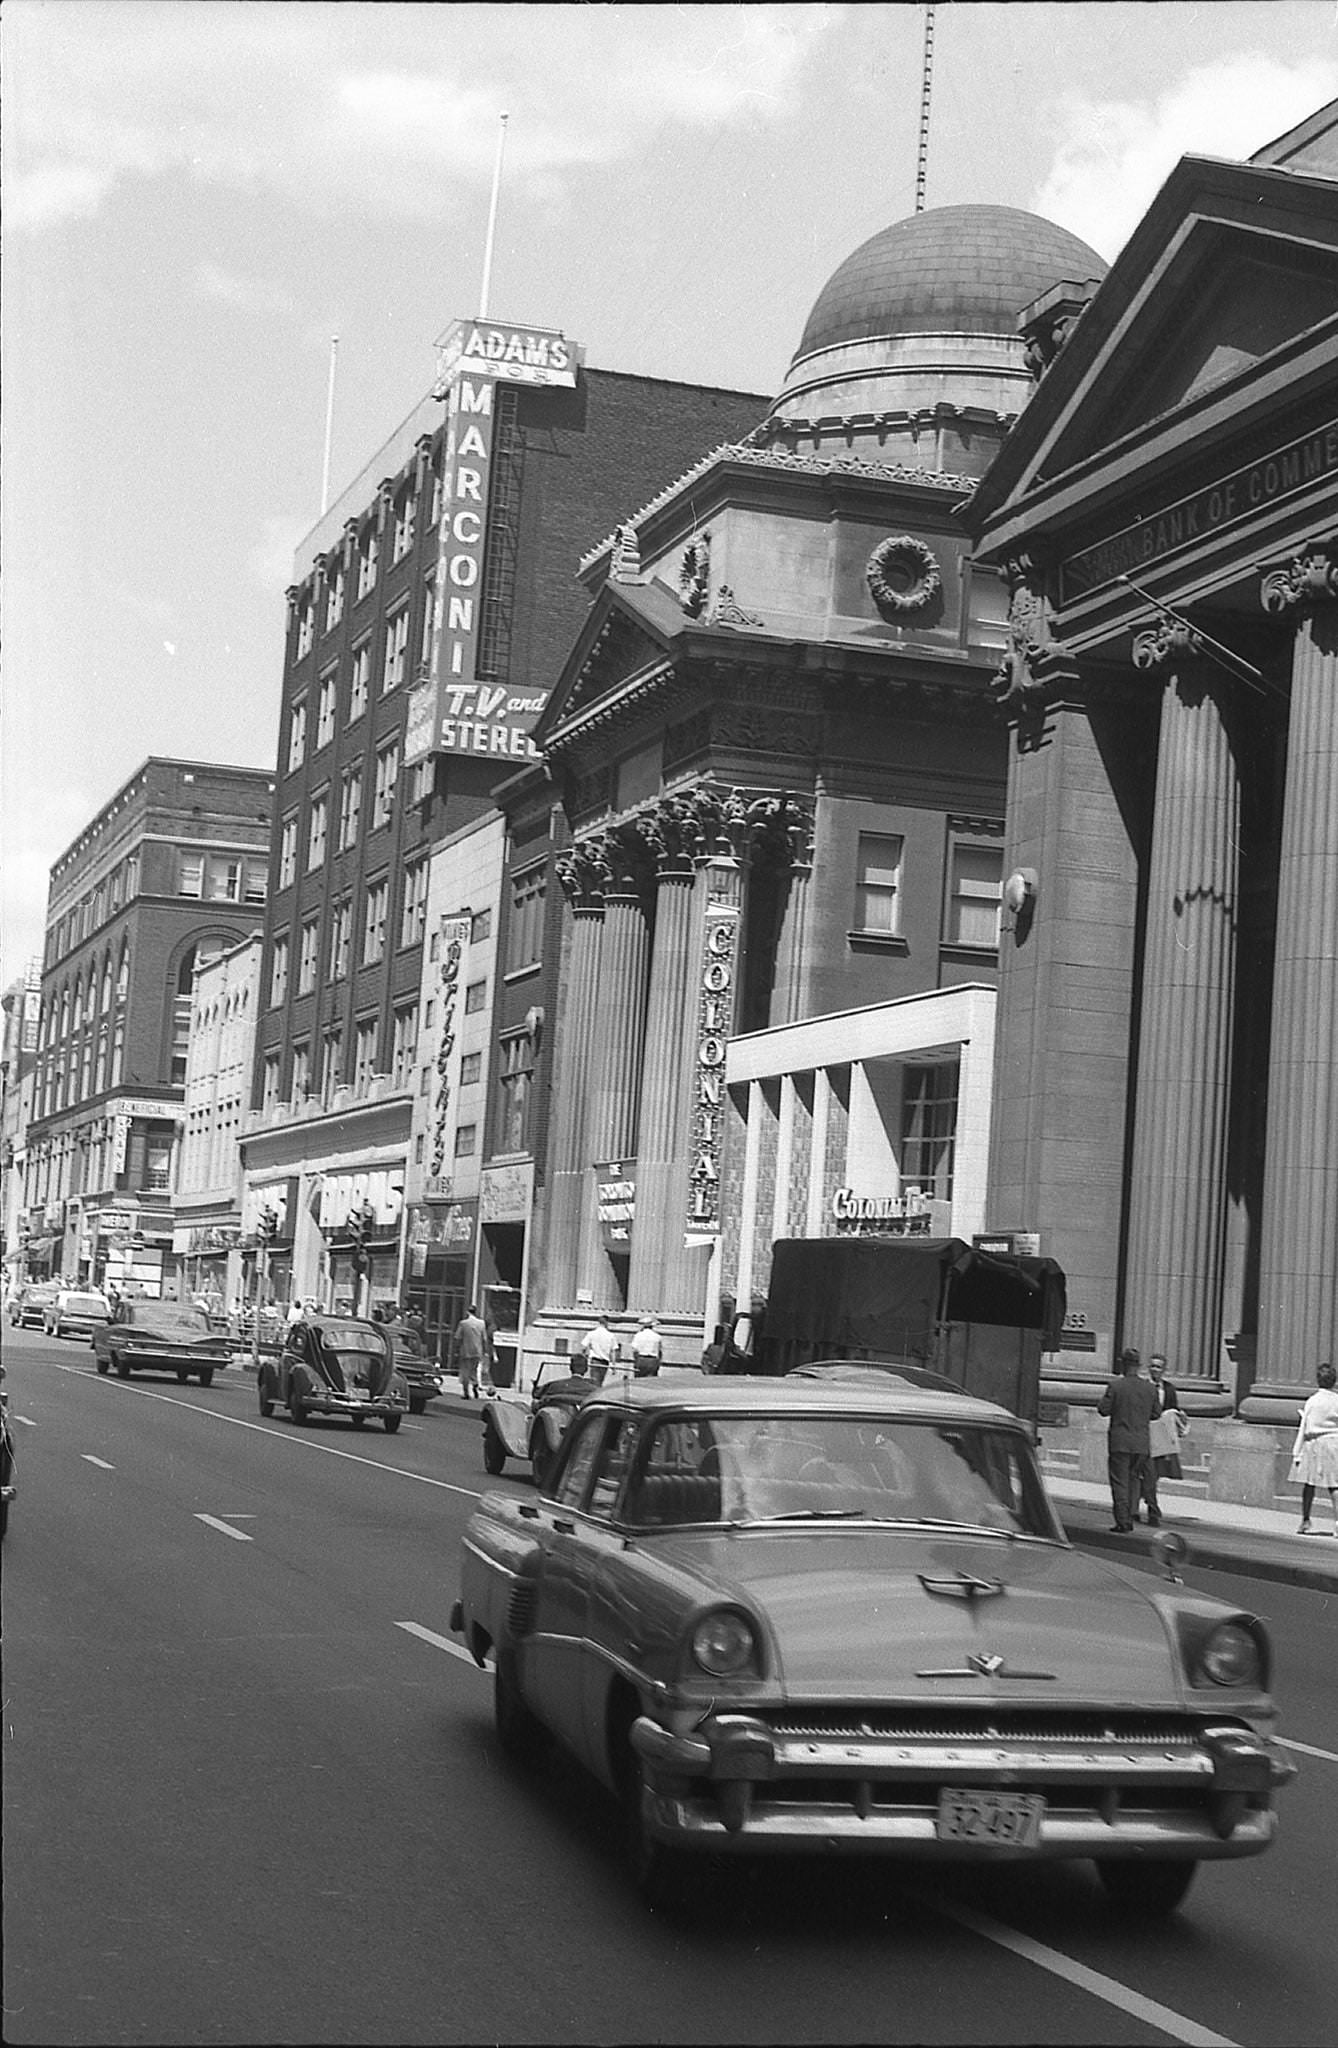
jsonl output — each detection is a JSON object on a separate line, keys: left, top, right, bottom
{"left": 970, "top": 149, "right": 1338, "bottom": 530}
{"left": 532, "top": 579, "right": 688, "bottom": 749}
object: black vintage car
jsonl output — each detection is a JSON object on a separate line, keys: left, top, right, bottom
{"left": 258, "top": 1313, "right": 408, "bottom": 1432}
{"left": 93, "top": 1299, "right": 231, "bottom": 1385}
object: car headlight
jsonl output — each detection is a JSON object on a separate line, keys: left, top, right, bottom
{"left": 1198, "top": 1621, "right": 1262, "bottom": 1688}
{"left": 690, "top": 1610, "right": 758, "bottom": 1678}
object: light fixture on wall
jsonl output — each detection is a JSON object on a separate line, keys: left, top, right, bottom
{"left": 1003, "top": 867, "right": 1038, "bottom": 940}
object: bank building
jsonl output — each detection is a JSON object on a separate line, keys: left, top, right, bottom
{"left": 521, "top": 203, "right": 1106, "bottom": 1366}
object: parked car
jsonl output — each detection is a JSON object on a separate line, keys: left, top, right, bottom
{"left": 257, "top": 1313, "right": 408, "bottom": 1432}
{"left": 43, "top": 1287, "right": 112, "bottom": 1340}
{"left": 452, "top": 1378, "right": 1295, "bottom": 1913}
{"left": 382, "top": 1318, "right": 441, "bottom": 1416}
{"left": 9, "top": 1282, "right": 60, "bottom": 1329}
{"left": 93, "top": 1299, "right": 231, "bottom": 1384}
{"left": 480, "top": 1359, "right": 596, "bottom": 1485}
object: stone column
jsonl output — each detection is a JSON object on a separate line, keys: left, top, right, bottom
{"left": 1252, "top": 541, "right": 1338, "bottom": 1407}
{"left": 1122, "top": 626, "right": 1240, "bottom": 1383}
{"left": 576, "top": 827, "right": 651, "bottom": 1308}
{"left": 543, "top": 850, "right": 605, "bottom": 1309}
{"left": 626, "top": 804, "right": 697, "bottom": 1314}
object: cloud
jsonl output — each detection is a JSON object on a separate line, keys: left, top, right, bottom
{"left": 1034, "top": 54, "right": 1338, "bottom": 260}
{"left": 7, "top": 2, "right": 841, "bottom": 232}
{"left": 248, "top": 512, "right": 314, "bottom": 591}
{"left": 194, "top": 262, "right": 296, "bottom": 316}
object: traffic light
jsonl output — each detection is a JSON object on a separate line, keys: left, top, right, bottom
{"left": 348, "top": 1205, "right": 365, "bottom": 1252}
{"left": 258, "top": 1207, "right": 279, "bottom": 1246}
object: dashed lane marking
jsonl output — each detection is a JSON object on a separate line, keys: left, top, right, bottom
{"left": 1278, "top": 1735, "right": 1338, "bottom": 1765}
{"left": 394, "top": 1620, "right": 484, "bottom": 1668}
{"left": 931, "top": 1899, "right": 1238, "bottom": 2048}
{"left": 46, "top": 1358, "right": 486, "bottom": 1498}
{"left": 81, "top": 1454, "right": 115, "bottom": 1469}
{"left": 13, "top": 1413, "right": 37, "bottom": 1426}
{"left": 195, "top": 1513, "right": 253, "bottom": 1542}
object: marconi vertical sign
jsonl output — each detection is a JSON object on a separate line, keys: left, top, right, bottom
{"left": 405, "top": 320, "right": 582, "bottom": 768}
{"left": 685, "top": 905, "right": 740, "bottom": 1234}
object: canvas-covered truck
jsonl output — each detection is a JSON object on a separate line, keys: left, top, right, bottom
{"left": 721, "top": 1235, "right": 1067, "bottom": 1430}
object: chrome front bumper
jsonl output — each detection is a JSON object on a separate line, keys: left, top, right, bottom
{"left": 630, "top": 1712, "right": 1295, "bottom": 1860}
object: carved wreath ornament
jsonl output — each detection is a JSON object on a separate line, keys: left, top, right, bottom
{"left": 866, "top": 534, "right": 942, "bottom": 619}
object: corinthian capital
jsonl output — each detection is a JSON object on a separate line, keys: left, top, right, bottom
{"left": 1131, "top": 616, "right": 1203, "bottom": 672}
{"left": 990, "top": 554, "right": 1080, "bottom": 715}
{"left": 1260, "top": 538, "right": 1338, "bottom": 618}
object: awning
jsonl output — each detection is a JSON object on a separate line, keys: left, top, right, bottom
{"left": 20, "top": 1236, "right": 56, "bottom": 1261}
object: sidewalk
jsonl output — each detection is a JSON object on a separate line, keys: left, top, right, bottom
{"left": 429, "top": 1381, "right": 1338, "bottom": 1595}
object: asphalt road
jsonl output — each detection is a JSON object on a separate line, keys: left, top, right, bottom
{"left": 4, "top": 1328, "right": 1336, "bottom": 2048}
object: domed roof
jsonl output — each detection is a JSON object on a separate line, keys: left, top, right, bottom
{"left": 794, "top": 204, "right": 1106, "bottom": 361}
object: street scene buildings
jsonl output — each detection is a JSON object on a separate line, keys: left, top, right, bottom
{"left": 9, "top": 100, "right": 1337, "bottom": 1509}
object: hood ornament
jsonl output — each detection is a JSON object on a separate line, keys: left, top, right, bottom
{"left": 917, "top": 1651, "right": 1058, "bottom": 1682}
{"left": 918, "top": 1570, "right": 1004, "bottom": 1602}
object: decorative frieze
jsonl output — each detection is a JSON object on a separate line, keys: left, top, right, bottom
{"left": 679, "top": 533, "right": 711, "bottom": 617}
{"left": 991, "top": 553, "right": 1080, "bottom": 717}
{"left": 710, "top": 585, "right": 764, "bottom": 630}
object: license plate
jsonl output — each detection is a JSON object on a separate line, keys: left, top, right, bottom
{"left": 936, "top": 1789, "right": 1044, "bottom": 1847}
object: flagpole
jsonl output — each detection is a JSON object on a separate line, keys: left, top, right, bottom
{"left": 478, "top": 112, "right": 509, "bottom": 320}
{"left": 320, "top": 335, "right": 339, "bottom": 514}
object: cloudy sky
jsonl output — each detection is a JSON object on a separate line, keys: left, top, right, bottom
{"left": 4, "top": 0, "right": 1335, "bottom": 975}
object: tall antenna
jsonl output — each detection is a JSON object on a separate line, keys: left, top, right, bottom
{"left": 478, "top": 112, "right": 509, "bottom": 320}
{"left": 915, "top": 4, "right": 935, "bottom": 213}
{"left": 320, "top": 335, "right": 339, "bottom": 515}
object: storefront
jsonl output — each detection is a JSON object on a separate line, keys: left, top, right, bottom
{"left": 403, "top": 1200, "right": 476, "bottom": 1369}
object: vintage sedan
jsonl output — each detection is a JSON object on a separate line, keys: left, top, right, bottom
{"left": 451, "top": 1380, "right": 1294, "bottom": 1913}
{"left": 10, "top": 1282, "right": 60, "bottom": 1329}
{"left": 44, "top": 1287, "right": 112, "bottom": 1340}
{"left": 257, "top": 1313, "right": 408, "bottom": 1432}
{"left": 481, "top": 1359, "right": 596, "bottom": 1484}
{"left": 93, "top": 1299, "right": 231, "bottom": 1384}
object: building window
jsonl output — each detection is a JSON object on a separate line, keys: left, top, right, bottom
{"left": 243, "top": 858, "right": 267, "bottom": 904}
{"left": 349, "top": 641, "right": 370, "bottom": 722}
{"left": 372, "top": 740, "right": 400, "bottom": 830}
{"left": 325, "top": 565, "right": 345, "bottom": 633}
{"left": 177, "top": 852, "right": 204, "bottom": 897}
{"left": 317, "top": 670, "right": 337, "bottom": 748}
{"left": 460, "top": 1050, "right": 482, "bottom": 1086}
{"left": 419, "top": 575, "right": 436, "bottom": 666}
{"left": 338, "top": 768, "right": 362, "bottom": 851}
{"left": 901, "top": 1062, "right": 958, "bottom": 1202}
{"left": 382, "top": 607, "right": 410, "bottom": 694}
{"left": 391, "top": 1004, "right": 417, "bottom": 1088}
{"left": 269, "top": 935, "right": 289, "bottom": 1008}
{"left": 354, "top": 1017, "right": 378, "bottom": 1091}
{"left": 296, "top": 600, "right": 314, "bottom": 659}
{"left": 400, "top": 857, "right": 428, "bottom": 949}
{"left": 945, "top": 842, "right": 1003, "bottom": 949}
{"left": 470, "top": 907, "right": 491, "bottom": 943}
{"left": 497, "top": 1027, "right": 535, "bottom": 1154}
{"left": 465, "top": 979, "right": 486, "bottom": 1014}
{"left": 392, "top": 485, "right": 416, "bottom": 563}
{"left": 454, "top": 1123, "right": 476, "bottom": 1158}
{"left": 297, "top": 918, "right": 319, "bottom": 995}
{"left": 328, "top": 898, "right": 351, "bottom": 980}
{"left": 321, "top": 1027, "right": 343, "bottom": 1103}
{"left": 356, "top": 524, "right": 379, "bottom": 600}
{"left": 855, "top": 834, "right": 904, "bottom": 937}
{"left": 291, "top": 1042, "right": 311, "bottom": 1104}
{"left": 307, "top": 793, "right": 328, "bottom": 870}
{"left": 278, "top": 814, "right": 298, "bottom": 889}
{"left": 262, "top": 1052, "right": 281, "bottom": 1109}
{"left": 287, "top": 697, "right": 307, "bottom": 772}
{"left": 362, "top": 879, "right": 388, "bottom": 965}
{"left": 429, "top": 447, "right": 443, "bottom": 527}
{"left": 506, "top": 864, "right": 545, "bottom": 972}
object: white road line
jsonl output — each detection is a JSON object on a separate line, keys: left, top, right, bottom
{"left": 81, "top": 1454, "right": 115, "bottom": 1469}
{"left": 394, "top": 1620, "right": 486, "bottom": 1667}
{"left": 48, "top": 1359, "right": 485, "bottom": 1497}
{"left": 1278, "top": 1735, "right": 1338, "bottom": 1765}
{"left": 13, "top": 1413, "right": 37, "bottom": 1426}
{"left": 932, "top": 1899, "right": 1238, "bottom": 2048}
{"left": 194, "top": 1513, "right": 253, "bottom": 1543}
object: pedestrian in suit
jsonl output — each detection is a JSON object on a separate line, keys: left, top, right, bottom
{"left": 1098, "top": 1348, "right": 1157, "bottom": 1532}
{"left": 1141, "top": 1353, "right": 1187, "bottom": 1524}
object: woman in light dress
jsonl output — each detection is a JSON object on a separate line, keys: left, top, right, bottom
{"left": 1291, "top": 1362, "right": 1338, "bottom": 1534}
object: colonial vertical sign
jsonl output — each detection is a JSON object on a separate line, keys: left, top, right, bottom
{"left": 424, "top": 914, "right": 474, "bottom": 1199}
{"left": 404, "top": 318, "right": 583, "bottom": 768}
{"left": 685, "top": 905, "right": 740, "bottom": 1234}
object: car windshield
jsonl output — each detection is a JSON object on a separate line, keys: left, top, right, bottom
{"left": 127, "top": 1306, "right": 210, "bottom": 1335}
{"left": 628, "top": 1414, "right": 1060, "bottom": 1538}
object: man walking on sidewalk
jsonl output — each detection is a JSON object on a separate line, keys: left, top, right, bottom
{"left": 1098, "top": 1348, "right": 1157, "bottom": 1533}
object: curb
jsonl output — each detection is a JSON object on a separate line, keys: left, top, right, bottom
{"left": 1059, "top": 1509, "right": 1338, "bottom": 1596}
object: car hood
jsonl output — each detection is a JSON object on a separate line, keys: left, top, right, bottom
{"left": 640, "top": 1527, "right": 1185, "bottom": 1706}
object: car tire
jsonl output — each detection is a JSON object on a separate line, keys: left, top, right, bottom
{"left": 494, "top": 1651, "right": 545, "bottom": 1763}
{"left": 96, "top": 1353, "right": 110, "bottom": 1375}
{"left": 483, "top": 1421, "right": 507, "bottom": 1475}
{"left": 198, "top": 1369, "right": 214, "bottom": 1388}
{"left": 408, "top": 1395, "right": 426, "bottom": 1417}
{"left": 529, "top": 1431, "right": 553, "bottom": 1491}
{"left": 618, "top": 1738, "right": 693, "bottom": 1913}
{"left": 176, "top": 1369, "right": 189, "bottom": 1384}
{"left": 289, "top": 1389, "right": 308, "bottom": 1425}
{"left": 115, "top": 1357, "right": 131, "bottom": 1379}
{"left": 383, "top": 1412, "right": 402, "bottom": 1434}
{"left": 1096, "top": 1859, "right": 1197, "bottom": 1916}
{"left": 258, "top": 1378, "right": 274, "bottom": 1417}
